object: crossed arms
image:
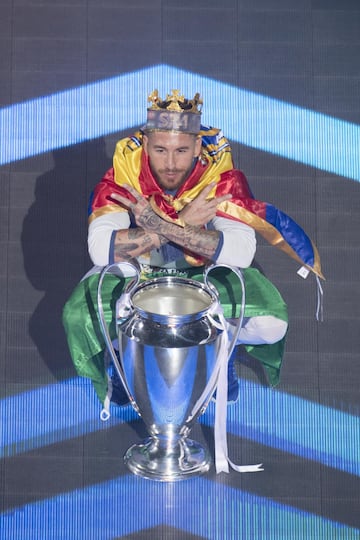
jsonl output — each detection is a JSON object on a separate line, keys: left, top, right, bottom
{"left": 110, "top": 183, "right": 231, "bottom": 263}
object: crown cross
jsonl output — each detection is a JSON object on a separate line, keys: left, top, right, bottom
{"left": 166, "top": 90, "right": 185, "bottom": 111}
{"left": 148, "top": 89, "right": 160, "bottom": 106}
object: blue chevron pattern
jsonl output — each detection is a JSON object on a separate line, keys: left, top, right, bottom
{"left": 0, "top": 64, "right": 359, "bottom": 181}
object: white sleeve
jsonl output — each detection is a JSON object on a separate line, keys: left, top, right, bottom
{"left": 88, "top": 212, "right": 130, "bottom": 266}
{"left": 210, "top": 215, "right": 256, "bottom": 268}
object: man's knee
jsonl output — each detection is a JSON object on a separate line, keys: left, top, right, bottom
{"left": 228, "top": 315, "right": 288, "bottom": 345}
{"left": 246, "top": 315, "right": 288, "bottom": 344}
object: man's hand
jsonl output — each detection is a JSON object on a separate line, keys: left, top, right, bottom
{"left": 110, "top": 186, "right": 151, "bottom": 225}
{"left": 110, "top": 187, "right": 168, "bottom": 262}
{"left": 111, "top": 182, "right": 232, "bottom": 228}
{"left": 178, "top": 183, "right": 232, "bottom": 226}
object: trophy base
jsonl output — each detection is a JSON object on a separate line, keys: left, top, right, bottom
{"left": 124, "top": 436, "right": 211, "bottom": 482}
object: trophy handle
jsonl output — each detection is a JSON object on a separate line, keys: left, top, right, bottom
{"left": 203, "top": 263, "right": 246, "bottom": 359}
{"left": 183, "top": 264, "right": 246, "bottom": 425}
{"left": 204, "top": 264, "right": 261, "bottom": 474}
{"left": 97, "top": 260, "right": 141, "bottom": 413}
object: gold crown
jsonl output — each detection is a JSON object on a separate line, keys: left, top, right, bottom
{"left": 147, "top": 89, "right": 203, "bottom": 114}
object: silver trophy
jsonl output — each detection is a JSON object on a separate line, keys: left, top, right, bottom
{"left": 97, "top": 261, "right": 244, "bottom": 481}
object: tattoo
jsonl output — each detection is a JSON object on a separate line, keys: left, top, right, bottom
{"left": 158, "top": 235, "right": 168, "bottom": 246}
{"left": 181, "top": 225, "right": 220, "bottom": 258}
{"left": 137, "top": 207, "right": 160, "bottom": 230}
{"left": 128, "top": 229, "right": 146, "bottom": 240}
{"left": 137, "top": 207, "right": 220, "bottom": 259}
{"left": 113, "top": 226, "right": 168, "bottom": 262}
{"left": 113, "top": 250, "right": 133, "bottom": 261}
{"left": 116, "top": 242, "right": 139, "bottom": 252}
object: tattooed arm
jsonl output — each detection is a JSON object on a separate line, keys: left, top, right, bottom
{"left": 135, "top": 207, "right": 220, "bottom": 260}
{"left": 111, "top": 184, "right": 231, "bottom": 262}
{"left": 113, "top": 227, "right": 168, "bottom": 262}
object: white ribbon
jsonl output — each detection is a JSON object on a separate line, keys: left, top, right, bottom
{"left": 100, "top": 372, "right": 112, "bottom": 422}
{"left": 316, "top": 275, "right": 324, "bottom": 322}
{"left": 213, "top": 309, "right": 264, "bottom": 474}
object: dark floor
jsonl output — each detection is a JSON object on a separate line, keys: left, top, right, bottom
{"left": 1, "top": 350, "right": 359, "bottom": 538}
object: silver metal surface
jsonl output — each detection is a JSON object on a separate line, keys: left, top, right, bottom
{"left": 97, "top": 262, "right": 245, "bottom": 481}
{"left": 117, "top": 275, "right": 221, "bottom": 481}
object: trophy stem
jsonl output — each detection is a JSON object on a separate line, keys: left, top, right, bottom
{"left": 124, "top": 431, "right": 211, "bottom": 482}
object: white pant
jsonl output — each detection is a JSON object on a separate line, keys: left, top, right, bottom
{"left": 227, "top": 315, "right": 288, "bottom": 345}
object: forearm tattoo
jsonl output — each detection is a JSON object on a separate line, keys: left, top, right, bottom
{"left": 113, "top": 227, "right": 167, "bottom": 261}
{"left": 137, "top": 207, "right": 220, "bottom": 259}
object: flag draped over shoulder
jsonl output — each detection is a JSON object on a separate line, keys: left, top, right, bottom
{"left": 89, "top": 127, "right": 324, "bottom": 279}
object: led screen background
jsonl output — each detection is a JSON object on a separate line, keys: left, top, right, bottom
{"left": 0, "top": 1, "right": 359, "bottom": 539}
